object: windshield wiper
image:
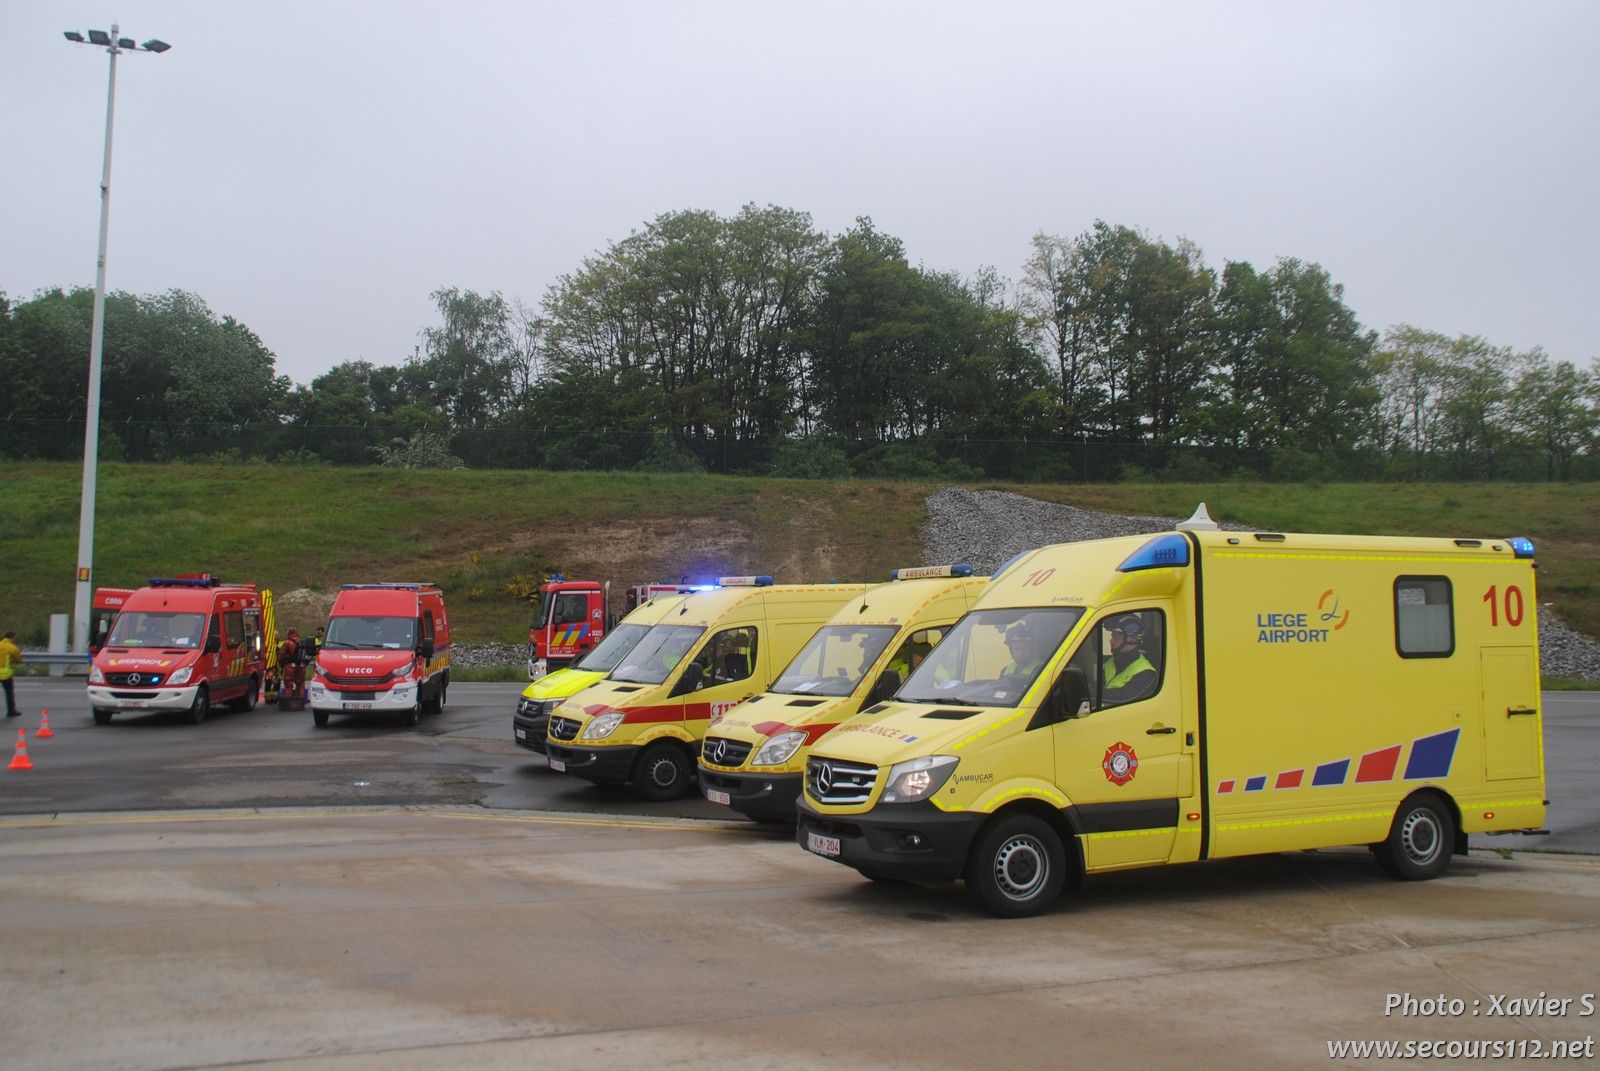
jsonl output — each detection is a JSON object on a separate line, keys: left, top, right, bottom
{"left": 906, "top": 695, "right": 984, "bottom": 706}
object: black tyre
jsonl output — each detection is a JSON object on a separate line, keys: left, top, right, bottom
{"left": 92, "top": 708, "right": 113, "bottom": 726}
{"left": 185, "top": 686, "right": 209, "bottom": 725}
{"left": 966, "top": 813, "right": 1067, "bottom": 918}
{"left": 633, "top": 741, "right": 693, "bottom": 801}
{"left": 313, "top": 710, "right": 329, "bottom": 728}
{"left": 440, "top": 672, "right": 449, "bottom": 708}
{"left": 1373, "top": 794, "right": 1455, "bottom": 881}
{"left": 405, "top": 697, "right": 420, "bottom": 727}
{"left": 229, "top": 676, "right": 259, "bottom": 713}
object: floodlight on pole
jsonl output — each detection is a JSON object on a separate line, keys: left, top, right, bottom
{"left": 63, "top": 24, "right": 171, "bottom": 653}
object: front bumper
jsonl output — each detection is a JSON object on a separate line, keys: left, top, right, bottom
{"left": 86, "top": 684, "right": 199, "bottom": 713}
{"left": 699, "top": 767, "right": 802, "bottom": 822}
{"left": 308, "top": 681, "right": 419, "bottom": 715}
{"left": 545, "top": 741, "right": 638, "bottom": 784}
{"left": 512, "top": 706, "right": 550, "bottom": 753}
{"left": 795, "top": 796, "right": 984, "bottom": 881}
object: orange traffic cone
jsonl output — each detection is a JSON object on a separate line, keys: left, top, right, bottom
{"left": 36, "top": 708, "right": 54, "bottom": 739}
{"left": 7, "top": 727, "right": 33, "bottom": 771}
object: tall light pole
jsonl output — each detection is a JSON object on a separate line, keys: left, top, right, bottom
{"left": 62, "top": 26, "right": 170, "bottom": 652}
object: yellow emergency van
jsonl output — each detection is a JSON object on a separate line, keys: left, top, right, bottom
{"left": 513, "top": 594, "right": 686, "bottom": 754}
{"left": 797, "top": 509, "right": 1547, "bottom": 916}
{"left": 545, "top": 577, "right": 870, "bottom": 800}
{"left": 699, "top": 566, "right": 987, "bottom": 823}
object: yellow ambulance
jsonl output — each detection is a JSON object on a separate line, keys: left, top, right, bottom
{"left": 512, "top": 594, "right": 686, "bottom": 754}
{"left": 797, "top": 509, "right": 1547, "bottom": 916}
{"left": 545, "top": 577, "right": 870, "bottom": 800}
{"left": 699, "top": 565, "right": 987, "bottom": 822}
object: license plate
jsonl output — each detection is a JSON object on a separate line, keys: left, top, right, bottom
{"left": 515, "top": 728, "right": 527, "bottom": 741}
{"left": 343, "top": 701, "right": 372, "bottom": 710}
{"left": 806, "top": 832, "right": 842, "bottom": 858}
{"left": 549, "top": 758, "right": 566, "bottom": 772}
{"left": 706, "top": 788, "right": 732, "bottom": 806}
{"left": 122, "top": 700, "right": 147, "bottom": 709}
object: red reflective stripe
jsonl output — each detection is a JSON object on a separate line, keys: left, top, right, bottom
{"left": 1216, "top": 780, "right": 1235, "bottom": 794}
{"left": 1355, "top": 745, "right": 1402, "bottom": 783}
{"left": 1275, "top": 769, "right": 1304, "bottom": 789}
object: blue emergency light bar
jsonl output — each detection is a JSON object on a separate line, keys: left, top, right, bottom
{"left": 1117, "top": 533, "right": 1192, "bottom": 573}
{"left": 889, "top": 564, "right": 975, "bottom": 581}
{"left": 340, "top": 583, "right": 429, "bottom": 590}
{"left": 1508, "top": 537, "right": 1536, "bottom": 559}
{"left": 149, "top": 576, "right": 221, "bottom": 588}
{"left": 549, "top": 574, "right": 567, "bottom": 583}
{"left": 718, "top": 575, "right": 774, "bottom": 587}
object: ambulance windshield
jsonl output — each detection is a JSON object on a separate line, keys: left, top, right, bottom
{"left": 107, "top": 611, "right": 207, "bottom": 649}
{"left": 574, "top": 623, "right": 651, "bottom": 674}
{"left": 611, "top": 624, "right": 705, "bottom": 684}
{"left": 324, "top": 616, "right": 417, "bottom": 650}
{"left": 771, "top": 626, "right": 897, "bottom": 697}
{"left": 898, "top": 607, "right": 1084, "bottom": 708}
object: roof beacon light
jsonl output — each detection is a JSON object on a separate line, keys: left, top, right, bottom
{"left": 1175, "top": 502, "right": 1219, "bottom": 532}
{"left": 149, "top": 575, "right": 221, "bottom": 588}
{"left": 890, "top": 564, "right": 974, "bottom": 581}
{"left": 1117, "top": 534, "right": 1192, "bottom": 573}
{"left": 718, "top": 575, "right": 774, "bottom": 587}
{"left": 1508, "top": 537, "right": 1536, "bottom": 560}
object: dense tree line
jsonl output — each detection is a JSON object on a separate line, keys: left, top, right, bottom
{"left": 3, "top": 206, "right": 1596, "bottom": 479}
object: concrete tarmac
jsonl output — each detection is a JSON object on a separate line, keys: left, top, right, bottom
{"left": 1, "top": 807, "right": 1597, "bottom": 1070}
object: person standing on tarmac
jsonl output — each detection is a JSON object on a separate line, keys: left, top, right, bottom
{"left": 0, "top": 630, "right": 23, "bottom": 718}
{"left": 280, "top": 628, "right": 303, "bottom": 701}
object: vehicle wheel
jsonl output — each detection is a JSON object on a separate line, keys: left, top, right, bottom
{"left": 633, "top": 741, "right": 693, "bottom": 801}
{"left": 185, "top": 686, "right": 210, "bottom": 725}
{"left": 1373, "top": 794, "right": 1455, "bottom": 881}
{"left": 313, "top": 710, "right": 329, "bottom": 728}
{"left": 230, "top": 676, "right": 259, "bottom": 713}
{"left": 92, "top": 708, "right": 113, "bottom": 726}
{"left": 405, "top": 697, "right": 421, "bottom": 727}
{"left": 966, "top": 813, "right": 1067, "bottom": 918}
{"left": 440, "top": 672, "right": 449, "bottom": 708}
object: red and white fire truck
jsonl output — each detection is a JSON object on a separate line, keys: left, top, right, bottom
{"left": 86, "top": 575, "right": 269, "bottom": 725}
{"left": 308, "top": 583, "right": 451, "bottom": 728}
{"left": 527, "top": 577, "right": 687, "bottom": 679}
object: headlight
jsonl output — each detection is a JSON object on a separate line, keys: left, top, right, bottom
{"left": 753, "top": 730, "right": 808, "bottom": 767}
{"left": 89, "top": 665, "right": 105, "bottom": 684}
{"left": 168, "top": 667, "right": 193, "bottom": 686}
{"left": 581, "top": 711, "right": 625, "bottom": 740}
{"left": 880, "top": 755, "right": 958, "bottom": 803}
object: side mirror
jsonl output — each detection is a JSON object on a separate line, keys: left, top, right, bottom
{"left": 670, "top": 660, "right": 704, "bottom": 698}
{"left": 418, "top": 639, "right": 435, "bottom": 660}
{"left": 867, "top": 669, "right": 901, "bottom": 705}
{"left": 1051, "top": 667, "right": 1091, "bottom": 723}
{"left": 204, "top": 632, "right": 222, "bottom": 654}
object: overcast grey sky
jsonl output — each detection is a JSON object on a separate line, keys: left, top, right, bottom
{"left": 6, "top": 1, "right": 1597, "bottom": 385}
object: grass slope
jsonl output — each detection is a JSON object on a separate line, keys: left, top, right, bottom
{"left": 3, "top": 464, "right": 1596, "bottom": 654}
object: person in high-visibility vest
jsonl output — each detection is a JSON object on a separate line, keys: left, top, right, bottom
{"left": 1102, "top": 614, "right": 1158, "bottom": 704}
{"left": 0, "top": 630, "right": 22, "bottom": 719}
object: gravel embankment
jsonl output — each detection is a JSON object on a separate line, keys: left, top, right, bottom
{"left": 450, "top": 643, "right": 526, "bottom": 669}
{"left": 920, "top": 488, "right": 1600, "bottom": 681}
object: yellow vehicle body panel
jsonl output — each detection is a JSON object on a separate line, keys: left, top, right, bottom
{"left": 802, "top": 528, "right": 1546, "bottom": 880}
{"left": 519, "top": 596, "right": 686, "bottom": 704}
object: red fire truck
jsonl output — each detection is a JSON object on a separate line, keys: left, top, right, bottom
{"left": 86, "top": 575, "right": 269, "bottom": 725}
{"left": 527, "top": 578, "right": 686, "bottom": 679}
{"left": 88, "top": 587, "right": 135, "bottom": 655}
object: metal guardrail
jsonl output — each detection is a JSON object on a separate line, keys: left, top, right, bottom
{"left": 20, "top": 651, "right": 90, "bottom": 676}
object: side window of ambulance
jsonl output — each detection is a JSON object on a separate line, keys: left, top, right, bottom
{"left": 1394, "top": 576, "right": 1453, "bottom": 658}
{"left": 702, "top": 626, "right": 757, "bottom": 685}
{"left": 223, "top": 611, "right": 245, "bottom": 650}
{"left": 1062, "top": 609, "right": 1166, "bottom": 712}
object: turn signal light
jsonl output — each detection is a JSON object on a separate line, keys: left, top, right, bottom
{"left": 1186, "top": 811, "right": 1200, "bottom": 821}
{"left": 1483, "top": 811, "right": 1495, "bottom": 820}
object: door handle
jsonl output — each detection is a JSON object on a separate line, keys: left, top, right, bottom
{"left": 1146, "top": 725, "right": 1177, "bottom": 735}
{"left": 1506, "top": 707, "right": 1538, "bottom": 717}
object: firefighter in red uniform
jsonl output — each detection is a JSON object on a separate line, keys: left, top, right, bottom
{"left": 280, "top": 628, "right": 303, "bottom": 701}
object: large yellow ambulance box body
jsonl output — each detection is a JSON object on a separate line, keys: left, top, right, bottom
{"left": 699, "top": 566, "right": 988, "bottom": 822}
{"left": 798, "top": 517, "right": 1546, "bottom": 916}
{"left": 512, "top": 595, "right": 686, "bottom": 754}
{"left": 546, "top": 578, "right": 870, "bottom": 800}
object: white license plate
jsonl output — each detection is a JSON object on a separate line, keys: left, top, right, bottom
{"left": 343, "top": 702, "right": 372, "bottom": 710}
{"left": 122, "top": 700, "right": 148, "bottom": 709}
{"left": 806, "top": 832, "right": 842, "bottom": 858}
{"left": 706, "top": 788, "right": 732, "bottom": 806}
{"left": 549, "top": 758, "right": 566, "bottom": 772}
{"left": 515, "top": 728, "right": 527, "bottom": 741}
